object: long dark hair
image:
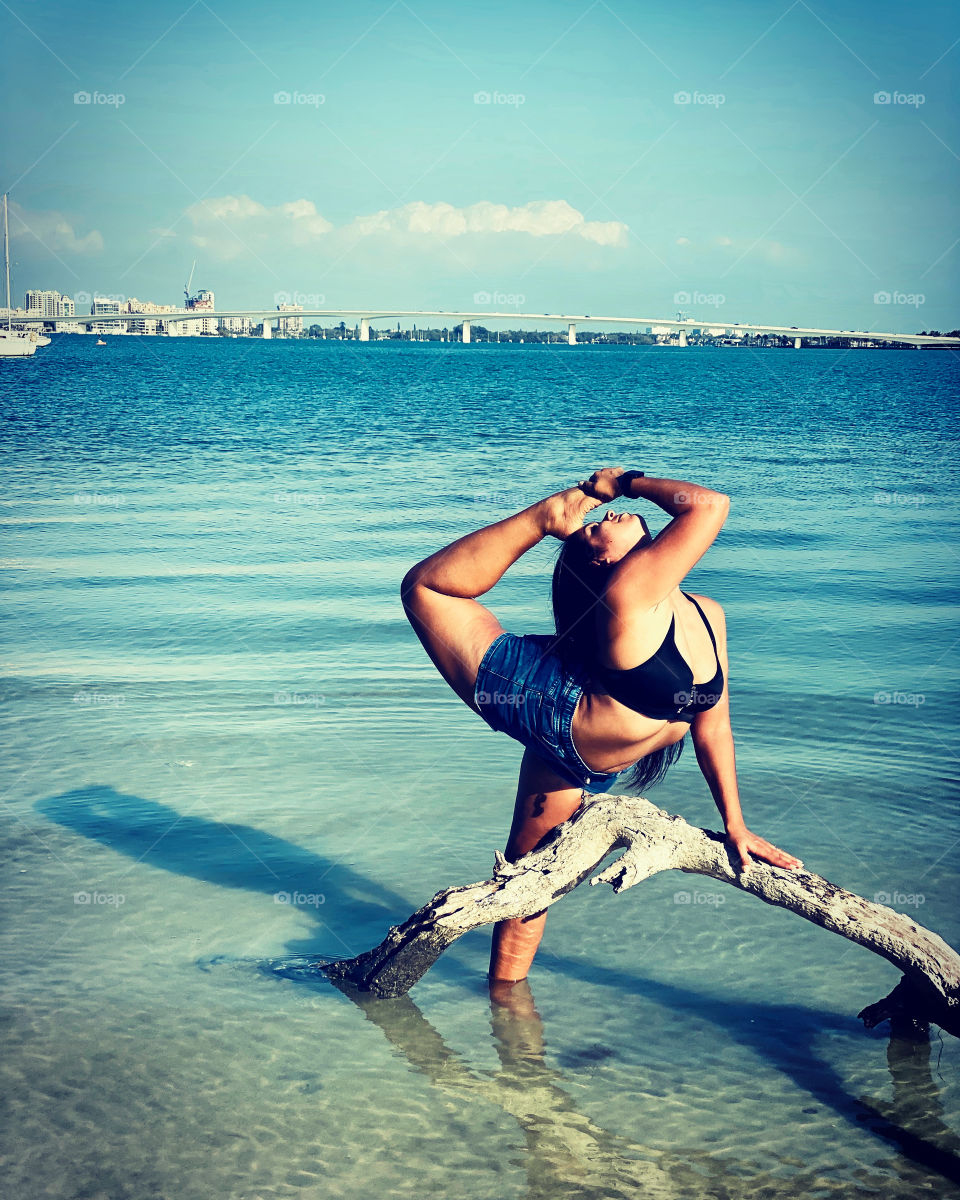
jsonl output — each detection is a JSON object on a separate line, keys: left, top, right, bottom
{"left": 551, "top": 533, "right": 683, "bottom": 793}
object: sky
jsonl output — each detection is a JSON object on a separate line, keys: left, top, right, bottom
{"left": 2, "top": 0, "right": 958, "bottom": 333}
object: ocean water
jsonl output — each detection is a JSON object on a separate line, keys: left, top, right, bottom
{"left": 2, "top": 335, "right": 959, "bottom": 1200}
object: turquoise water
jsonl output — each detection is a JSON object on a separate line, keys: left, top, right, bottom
{"left": 2, "top": 336, "right": 959, "bottom": 1198}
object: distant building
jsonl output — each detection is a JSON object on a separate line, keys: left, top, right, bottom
{"left": 91, "top": 296, "right": 125, "bottom": 334}
{"left": 0, "top": 305, "right": 29, "bottom": 328}
{"left": 277, "top": 302, "right": 303, "bottom": 336}
{"left": 185, "top": 287, "right": 216, "bottom": 335}
{"left": 125, "top": 297, "right": 179, "bottom": 336}
{"left": 220, "top": 316, "right": 253, "bottom": 335}
{"left": 26, "top": 290, "right": 76, "bottom": 331}
{"left": 25, "top": 290, "right": 75, "bottom": 318}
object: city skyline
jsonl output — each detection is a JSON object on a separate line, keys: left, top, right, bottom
{"left": 3, "top": 1, "right": 958, "bottom": 333}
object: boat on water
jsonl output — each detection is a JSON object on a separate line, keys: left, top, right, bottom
{"left": 0, "top": 193, "right": 51, "bottom": 359}
{"left": 0, "top": 327, "right": 50, "bottom": 356}
{"left": 95, "top": 338, "right": 107, "bottom": 346}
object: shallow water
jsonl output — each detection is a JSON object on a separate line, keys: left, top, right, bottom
{"left": 2, "top": 337, "right": 959, "bottom": 1198}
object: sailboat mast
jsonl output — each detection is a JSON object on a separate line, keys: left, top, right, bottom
{"left": 3, "top": 194, "right": 10, "bottom": 330}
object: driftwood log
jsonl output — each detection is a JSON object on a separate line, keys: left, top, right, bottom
{"left": 320, "top": 794, "right": 960, "bottom": 1036}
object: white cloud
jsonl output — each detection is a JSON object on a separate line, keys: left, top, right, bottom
{"left": 183, "top": 195, "right": 333, "bottom": 259}
{"left": 10, "top": 202, "right": 103, "bottom": 255}
{"left": 179, "top": 194, "right": 628, "bottom": 258}
{"left": 345, "top": 199, "right": 628, "bottom": 246}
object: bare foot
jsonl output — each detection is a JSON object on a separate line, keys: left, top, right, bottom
{"left": 541, "top": 487, "right": 602, "bottom": 540}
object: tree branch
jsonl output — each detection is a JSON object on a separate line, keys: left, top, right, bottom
{"left": 319, "top": 794, "right": 960, "bottom": 1034}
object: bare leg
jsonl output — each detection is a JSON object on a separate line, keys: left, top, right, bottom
{"left": 489, "top": 747, "right": 585, "bottom": 982}
{"left": 404, "top": 502, "right": 545, "bottom": 600}
{"left": 400, "top": 488, "right": 601, "bottom": 979}
{"left": 401, "top": 487, "right": 600, "bottom": 708}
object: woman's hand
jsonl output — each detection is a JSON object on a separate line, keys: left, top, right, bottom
{"left": 541, "top": 487, "right": 602, "bottom": 540}
{"left": 580, "top": 467, "right": 625, "bottom": 502}
{"left": 725, "top": 823, "right": 803, "bottom": 875}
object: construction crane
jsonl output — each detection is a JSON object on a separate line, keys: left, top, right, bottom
{"left": 184, "top": 260, "right": 197, "bottom": 306}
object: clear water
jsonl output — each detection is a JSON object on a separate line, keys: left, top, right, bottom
{"left": 2, "top": 336, "right": 959, "bottom": 1199}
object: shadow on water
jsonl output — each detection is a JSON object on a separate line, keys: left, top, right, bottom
{"left": 36, "top": 784, "right": 431, "bottom": 962}
{"left": 38, "top": 785, "right": 960, "bottom": 1191}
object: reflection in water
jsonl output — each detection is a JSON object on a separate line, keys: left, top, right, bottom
{"left": 310, "top": 970, "right": 959, "bottom": 1200}
{"left": 858, "top": 1035, "right": 960, "bottom": 1185}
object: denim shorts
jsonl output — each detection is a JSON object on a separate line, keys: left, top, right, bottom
{"left": 473, "top": 632, "right": 630, "bottom": 793}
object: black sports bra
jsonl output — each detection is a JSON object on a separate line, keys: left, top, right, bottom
{"left": 597, "top": 592, "right": 724, "bottom": 723}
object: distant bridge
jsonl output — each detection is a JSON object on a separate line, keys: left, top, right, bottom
{"left": 20, "top": 308, "right": 959, "bottom": 347}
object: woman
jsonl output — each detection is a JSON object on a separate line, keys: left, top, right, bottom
{"left": 401, "top": 466, "right": 802, "bottom": 983}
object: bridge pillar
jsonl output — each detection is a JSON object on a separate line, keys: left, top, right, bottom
{"left": 462, "top": 320, "right": 471, "bottom": 344}
{"left": 794, "top": 336, "right": 802, "bottom": 349}
{"left": 568, "top": 322, "right": 577, "bottom": 345}
{"left": 262, "top": 319, "right": 272, "bottom": 339}
{"left": 678, "top": 329, "right": 687, "bottom": 347}
{"left": 360, "top": 318, "right": 370, "bottom": 342}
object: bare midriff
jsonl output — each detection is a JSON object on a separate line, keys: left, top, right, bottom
{"left": 570, "top": 687, "right": 688, "bottom": 775}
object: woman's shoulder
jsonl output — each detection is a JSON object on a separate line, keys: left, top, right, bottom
{"left": 683, "top": 592, "right": 726, "bottom": 635}
{"left": 683, "top": 590, "right": 723, "bottom": 613}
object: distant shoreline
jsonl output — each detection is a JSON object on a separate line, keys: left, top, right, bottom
{"left": 33, "top": 329, "right": 947, "bottom": 349}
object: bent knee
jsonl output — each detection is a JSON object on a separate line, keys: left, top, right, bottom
{"left": 400, "top": 566, "right": 433, "bottom": 616}
{"left": 400, "top": 565, "right": 419, "bottom": 600}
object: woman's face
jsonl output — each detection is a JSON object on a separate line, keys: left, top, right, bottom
{"left": 577, "top": 509, "right": 649, "bottom": 566}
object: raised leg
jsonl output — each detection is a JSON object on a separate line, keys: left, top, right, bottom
{"left": 400, "top": 489, "right": 598, "bottom": 709}
{"left": 489, "top": 746, "right": 585, "bottom": 982}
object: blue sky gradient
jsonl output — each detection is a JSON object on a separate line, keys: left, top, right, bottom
{"left": 2, "top": 0, "right": 957, "bottom": 330}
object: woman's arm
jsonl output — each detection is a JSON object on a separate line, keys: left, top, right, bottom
{"left": 584, "top": 468, "right": 730, "bottom": 610}
{"left": 689, "top": 601, "right": 803, "bottom": 873}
